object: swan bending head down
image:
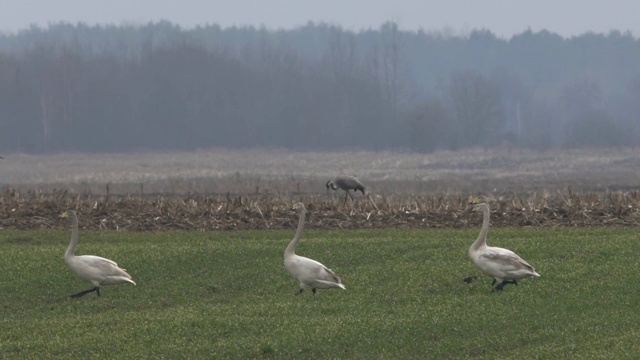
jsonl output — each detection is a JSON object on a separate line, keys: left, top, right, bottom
{"left": 61, "top": 210, "right": 136, "bottom": 298}
{"left": 284, "top": 203, "right": 346, "bottom": 295}
{"left": 468, "top": 199, "right": 540, "bottom": 291}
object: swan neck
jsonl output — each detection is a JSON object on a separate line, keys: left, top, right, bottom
{"left": 285, "top": 211, "right": 305, "bottom": 257}
{"left": 65, "top": 214, "right": 79, "bottom": 259}
{"left": 471, "top": 206, "right": 490, "bottom": 251}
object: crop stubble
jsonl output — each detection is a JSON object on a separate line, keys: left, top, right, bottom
{"left": 2, "top": 148, "right": 640, "bottom": 230}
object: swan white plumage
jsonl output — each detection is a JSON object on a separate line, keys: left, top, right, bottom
{"left": 468, "top": 200, "right": 540, "bottom": 291}
{"left": 61, "top": 210, "right": 136, "bottom": 298}
{"left": 284, "top": 203, "right": 346, "bottom": 295}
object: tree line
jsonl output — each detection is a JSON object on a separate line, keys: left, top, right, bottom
{"left": 1, "top": 21, "right": 639, "bottom": 154}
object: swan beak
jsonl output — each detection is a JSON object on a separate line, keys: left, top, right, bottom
{"left": 467, "top": 197, "right": 482, "bottom": 211}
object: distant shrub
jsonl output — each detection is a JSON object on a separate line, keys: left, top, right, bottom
{"left": 565, "top": 109, "right": 633, "bottom": 147}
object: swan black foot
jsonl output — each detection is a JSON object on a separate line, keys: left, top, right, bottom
{"left": 463, "top": 276, "right": 479, "bottom": 284}
{"left": 492, "top": 280, "right": 518, "bottom": 292}
{"left": 70, "top": 286, "right": 100, "bottom": 298}
{"left": 295, "top": 288, "right": 305, "bottom": 295}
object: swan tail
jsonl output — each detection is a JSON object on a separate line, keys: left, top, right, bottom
{"left": 103, "top": 276, "right": 136, "bottom": 286}
{"left": 314, "top": 280, "right": 346, "bottom": 290}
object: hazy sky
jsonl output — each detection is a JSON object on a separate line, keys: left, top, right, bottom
{"left": 1, "top": 0, "right": 639, "bottom": 38}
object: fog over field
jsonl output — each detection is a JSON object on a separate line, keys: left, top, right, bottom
{"left": 2, "top": 21, "right": 640, "bottom": 155}
{"left": 2, "top": 9, "right": 640, "bottom": 192}
{"left": 2, "top": 148, "right": 640, "bottom": 195}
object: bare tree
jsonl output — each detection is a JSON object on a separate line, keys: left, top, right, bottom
{"left": 404, "top": 95, "right": 451, "bottom": 152}
{"left": 449, "top": 70, "right": 504, "bottom": 147}
{"left": 380, "top": 21, "right": 404, "bottom": 119}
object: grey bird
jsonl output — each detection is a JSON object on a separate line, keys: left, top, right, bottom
{"left": 326, "top": 175, "right": 365, "bottom": 203}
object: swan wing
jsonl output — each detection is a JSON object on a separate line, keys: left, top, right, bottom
{"left": 313, "top": 279, "right": 346, "bottom": 290}
{"left": 480, "top": 248, "right": 536, "bottom": 273}
{"left": 320, "top": 265, "right": 341, "bottom": 284}
{"left": 79, "top": 255, "right": 119, "bottom": 267}
{"left": 75, "top": 255, "right": 133, "bottom": 279}
{"left": 285, "top": 255, "right": 343, "bottom": 287}
{"left": 308, "top": 265, "right": 345, "bottom": 289}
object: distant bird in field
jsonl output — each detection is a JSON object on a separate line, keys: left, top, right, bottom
{"left": 60, "top": 210, "right": 136, "bottom": 298}
{"left": 326, "top": 175, "right": 365, "bottom": 203}
{"left": 284, "top": 203, "right": 346, "bottom": 295}
{"left": 467, "top": 199, "right": 540, "bottom": 291}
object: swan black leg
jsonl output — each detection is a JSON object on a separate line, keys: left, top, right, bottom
{"left": 463, "top": 275, "right": 479, "bottom": 283}
{"left": 312, "top": 288, "right": 317, "bottom": 295}
{"left": 70, "top": 286, "right": 100, "bottom": 298}
{"left": 295, "top": 287, "right": 305, "bottom": 295}
{"left": 493, "top": 280, "right": 518, "bottom": 292}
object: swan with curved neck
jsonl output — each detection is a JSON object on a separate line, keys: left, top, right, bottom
{"left": 61, "top": 210, "right": 136, "bottom": 298}
{"left": 284, "top": 203, "right": 346, "bottom": 295}
{"left": 468, "top": 200, "right": 540, "bottom": 291}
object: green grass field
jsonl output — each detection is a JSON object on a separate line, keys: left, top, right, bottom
{"left": 1, "top": 227, "right": 639, "bottom": 359}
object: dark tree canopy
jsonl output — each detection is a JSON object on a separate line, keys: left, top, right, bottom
{"left": 1, "top": 22, "right": 639, "bottom": 154}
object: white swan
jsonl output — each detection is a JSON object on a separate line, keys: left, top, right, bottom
{"left": 468, "top": 200, "right": 540, "bottom": 291}
{"left": 284, "top": 203, "right": 346, "bottom": 295}
{"left": 61, "top": 210, "right": 136, "bottom": 298}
